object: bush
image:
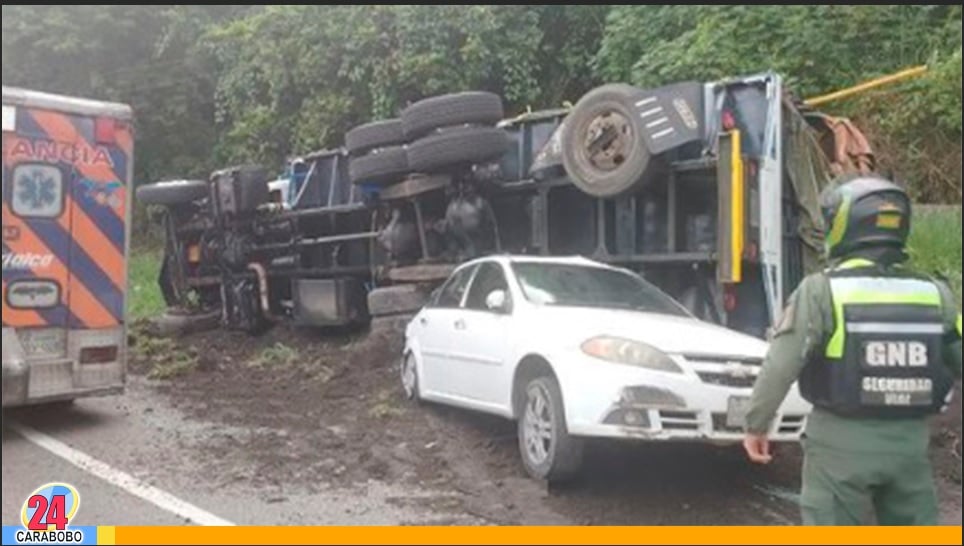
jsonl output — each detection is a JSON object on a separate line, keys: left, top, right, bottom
{"left": 907, "top": 208, "right": 962, "bottom": 306}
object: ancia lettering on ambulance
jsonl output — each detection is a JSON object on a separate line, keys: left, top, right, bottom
{"left": 8, "top": 138, "right": 114, "bottom": 168}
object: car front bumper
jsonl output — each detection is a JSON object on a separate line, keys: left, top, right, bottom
{"left": 553, "top": 353, "right": 811, "bottom": 443}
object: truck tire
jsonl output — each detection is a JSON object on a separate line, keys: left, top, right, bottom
{"left": 561, "top": 84, "right": 656, "bottom": 198}
{"left": 136, "top": 180, "right": 209, "bottom": 207}
{"left": 149, "top": 310, "right": 222, "bottom": 338}
{"left": 401, "top": 92, "right": 504, "bottom": 139}
{"left": 349, "top": 146, "right": 410, "bottom": 185}
{"left": 407, "top": 126, "right": 510, "bottom": 173}
{"left": 346, "top": 119, "right": 405, "bottom": 155}
{"left": 367, "top": 285, "right": 430, "bottom": 317}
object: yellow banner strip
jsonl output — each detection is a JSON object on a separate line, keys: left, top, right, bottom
{"left": 97, "top": 526, "right": 116, "bottom": 545}
{"left": 112, "top": 526, "right": 963, "bottom": 546}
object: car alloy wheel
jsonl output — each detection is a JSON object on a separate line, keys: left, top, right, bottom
{"left": 522, "top": 382, "right": 554, "bottom": 466}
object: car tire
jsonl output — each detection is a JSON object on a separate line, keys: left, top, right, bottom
{"left": 517, "top": 376, "right": 584, "bottom": 483}
{"left": 346, "top": 119, "right": 406, "bottom": 156}
{"left": 349, "top": 146, "right": 410, "bottom": 185}
{"left": 400, "top": 352, "right": 422, "bottom": 402}
{"left": 401, "top": 91, "right": 504, "bottom": 139}
{"left": 407, "top": 126, "right": 510, "bottom": 173}
{"left": 136, "top": 180, "right": 209, "bottom": 207}
{"left": 367, "top": 285, "right": 430, "bottom": 318}
{"left": 561, "top": 84, "right": 657, "bottom": 198}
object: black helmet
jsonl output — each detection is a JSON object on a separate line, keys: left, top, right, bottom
{"left": 820, "top": 175, "right": 912, "bottom": 259}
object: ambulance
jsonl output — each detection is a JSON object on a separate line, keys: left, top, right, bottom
{"left": 2, "top": 86, "right": 133, "bottom": 407}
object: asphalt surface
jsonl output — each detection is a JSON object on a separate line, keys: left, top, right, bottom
{"left": 2, "top": 377, "right": 482, "bottom": 527}
{"left": 2, "top": 326, "right": 960, "bottom": 528}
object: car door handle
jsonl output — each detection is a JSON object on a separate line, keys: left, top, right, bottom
{"left": 454, "top": 319, "right": 466, "bottom": 331}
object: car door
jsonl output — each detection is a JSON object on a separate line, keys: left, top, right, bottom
{"left": 448, "top": 261, "right": 514, "bottom": 411}
{"left": 414, "top": 263, "right": 477, "bottom": 398}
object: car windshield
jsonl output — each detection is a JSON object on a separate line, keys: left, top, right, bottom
{"left": 511, "top": 262, "right": 691, "bottom": 317}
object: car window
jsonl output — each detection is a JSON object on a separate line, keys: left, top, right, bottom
{"left": 511, "top": 262, "right": 691, "bottom": 317}
{"left": 434, "top": 265, "right": 478, "bottom": 308}
{"left": 465, "top": 262, "right": 510, "bottom": 311}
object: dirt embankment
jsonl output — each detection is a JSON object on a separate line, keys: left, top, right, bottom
{"left": 129, "top": 322, "right": 962, "bottom": 526}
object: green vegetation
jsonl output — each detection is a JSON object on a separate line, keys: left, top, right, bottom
{"left": 249, "top": 342, "right": 301, "bottom": 369}
{"left": 2, "top": 5, "right": 959, "bottom": 212}
{"left": 133, "top": 331, "right": 199, "bottom": 380}
{"left": 129, "top": 248, "right": 165, "bottom": 321}
{"left": 907, "top": 208, "right": 963, "bottom": 306}
{"left": 7, "top": 6, "right": 955, "bottom": 310}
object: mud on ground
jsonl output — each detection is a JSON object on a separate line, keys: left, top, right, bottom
{"left": 129, "top": 322, "right": 963, "bottom": 526}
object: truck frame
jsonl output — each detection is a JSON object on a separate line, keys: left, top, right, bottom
{"left": 140, "top": 72, "right": 872, "bottom": 341}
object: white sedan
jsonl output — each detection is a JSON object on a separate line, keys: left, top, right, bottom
{"left": 401, "top": 255, "right": 810, "bottom": 482}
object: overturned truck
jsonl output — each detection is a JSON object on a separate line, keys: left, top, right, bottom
{"left": 138, "top": 72, "right": 874, "bottom": 339}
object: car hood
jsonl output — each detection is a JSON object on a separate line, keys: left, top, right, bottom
{"left": 526, "top": 306, "right": 768, "bottom": 359}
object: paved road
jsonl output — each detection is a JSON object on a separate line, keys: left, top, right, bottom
{"left": 2, "top": 377, "right": 478, "bottom": 527}
{"left": 3, "top": 372, "right": 959, "bottom": 528}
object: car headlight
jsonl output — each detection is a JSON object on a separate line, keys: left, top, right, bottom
{"left": 580, "top": 336, "right": 683, "bottom": 374}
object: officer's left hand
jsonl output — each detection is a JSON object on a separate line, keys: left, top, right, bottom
{"left": 743, "top": 433, "right": 773, "bottom": 464}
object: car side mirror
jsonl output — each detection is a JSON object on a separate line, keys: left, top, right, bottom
{"left": 485, "top": 289, "right": 510, "bottom": 314}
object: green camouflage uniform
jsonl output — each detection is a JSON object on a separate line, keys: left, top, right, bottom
{"left": 746, "top": 259, "right": 962, "bottom": 526}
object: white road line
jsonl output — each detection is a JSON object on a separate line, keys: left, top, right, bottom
{"left": 8, "top": 421, "right": 235, "bottom": 527}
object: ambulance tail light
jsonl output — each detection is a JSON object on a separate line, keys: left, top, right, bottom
{"left": 94, "top": 116, "right": 119, "bottom": 145}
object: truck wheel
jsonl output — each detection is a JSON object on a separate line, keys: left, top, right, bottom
{"left": 517, "top": 376, "right": 584, "bottom": 483}
{"left": 349, "top": 146, "right": 410, "bottom": 185}
{"left": 136, "top": 180, "right": 209, "bottom": 207}
{"left": 346, "top": 119, "right": 405, "bottom": 156}
{"left": 407, "top": 126, "right": 510, "bottom": 173}
{"left": 367, "top": 285, "right": 430, "bottom": 317}
{"left": 149, "top": 310, "right": 222, "bottom": 338}
{"left": 561, "top": 84, "right": 656, "bottom": 198}
{"left": 401, "top": 91, "right": 504, "bottom": 139}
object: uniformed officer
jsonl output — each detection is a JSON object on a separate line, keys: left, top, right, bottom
{"left": 743, "top": 175, "right": 962, "bottom": 526}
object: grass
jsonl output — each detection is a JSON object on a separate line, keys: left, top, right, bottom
{"left": 249, "top": 342, "right": 301, "bottom": 369}
{"left": 148, "top": 351, "right": 199, "bottom": 380}
{"left": 132, "top": 330, "right": 199, "bottom": 380}
{"left": 907, "top": 208, "right": 962, "bottom": 307}
{"left": 129, "top": 247, "right": 166, "bottom": 321}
